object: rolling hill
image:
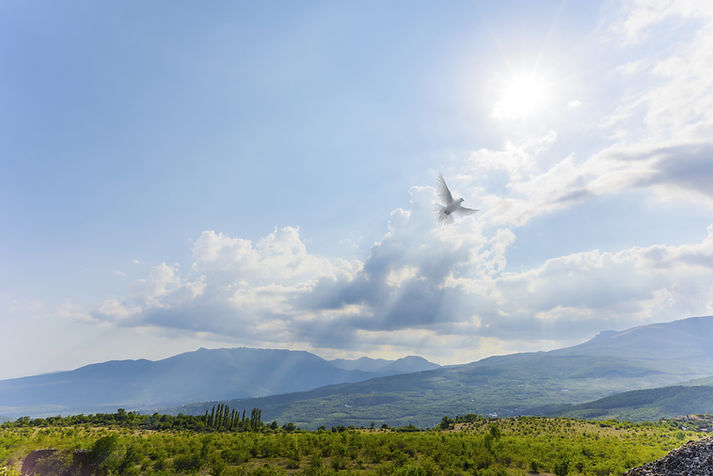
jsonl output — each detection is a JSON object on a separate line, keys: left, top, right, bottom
{"left": 538, "top": 384, "right": 713, "bottom": 422}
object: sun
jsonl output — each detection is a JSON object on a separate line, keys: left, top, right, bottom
{"left": 492, "top": 71, "right": 552, "bottom": 120}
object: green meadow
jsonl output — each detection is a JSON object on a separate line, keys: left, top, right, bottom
{"left": 0, "top": 411, "right": 706, "bottom": 475}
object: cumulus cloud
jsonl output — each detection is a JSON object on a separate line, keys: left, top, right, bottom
{"left": 92, "top": 179, "right": 713, "bottom": 363}
{"left": 93, "top": 227, "right": 362, "bottom": 345}
{"left": 295, "top": 179, "right": 713, "bottom": 353}
{"left": 92, "top": 149, "right": 713, "bottom": 362}
{"left": 90, "top": 2, "right": 713, "bottom": 364}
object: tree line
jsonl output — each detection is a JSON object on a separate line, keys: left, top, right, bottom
{"left": 204, "top": 404, "right": 262, "bottom": 431}
{"left": 1, "top": 406, "right": 275, "bottom": 433}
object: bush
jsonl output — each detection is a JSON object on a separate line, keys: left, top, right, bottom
{"left": 173, "top": 452, "right": 203, "bottom": 472}
{"left": 88, "top": 434, "right": 119, "bottom": 467}
{"left": 553, "top": 456, "right": 570, "bottom": 476}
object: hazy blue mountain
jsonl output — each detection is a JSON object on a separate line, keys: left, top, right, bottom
{"left": 0, "top": 347, "right": 435, "bottom": 418}
{"left": 329, "top": 357, "right": 394, "bottom": 372}
{"left": 329, "top": 356, "right": 439, "bottom": 374}
{"left": 175, "top": 315, "right": 713, "bottom": 429}
{"left": 557, "top": 316, "right": 713, "bottom": 373}
{"left": 379, "top": 356, "right": 441, "bottom": 374}
{"left": 682, "top": 376, "right": 713, "bottom": 386}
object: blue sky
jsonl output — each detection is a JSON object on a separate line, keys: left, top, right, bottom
{"left": 2, "top": 0, "right": 713, "bottom": 379}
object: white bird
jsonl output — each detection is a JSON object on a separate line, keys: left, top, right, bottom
{"left": 434, "top": 174, "right": 479, "bottom": 224}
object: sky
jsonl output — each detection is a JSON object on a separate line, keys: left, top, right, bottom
{"left": 2, "top": 0, "right": 713, "bottom": 379}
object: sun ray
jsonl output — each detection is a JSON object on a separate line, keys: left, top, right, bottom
{"left": 492, "top": 70, "right": 553, "bottom": 120}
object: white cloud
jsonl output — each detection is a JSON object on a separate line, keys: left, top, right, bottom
{"left": 90, "top": 186, "right": 713, "bottom": 365}
{"left": 97, "top": 298, "right": 139, "bottom": 322}
{"left": 132, "top": 262, "right": 206, "bottom": 309}
{"left": 615, "top": 60, "right": 647, "bottom": 77}
{"left": 94, "top": 227, "right": 361, "bottom": 343}
{"left": 606, "top": 1, "right": 713, "bottom": 143}
{"left": 192, "top": 228, "right": 357, "bottom": 284}
{"left": 87, "top": 1, "right": 713, "bottom": 365}
{"left": 614, "top": 0, "right": 713, "bottom": 44}
{"left": 386, "top": 266, "right": 420, "bottom": 288}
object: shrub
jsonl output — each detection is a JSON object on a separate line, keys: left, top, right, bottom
{"left": 173, "top": 452, "right": 203, "bottom": 472}
{"left": 553, "top": 456, "right": 570, "bottom": 476}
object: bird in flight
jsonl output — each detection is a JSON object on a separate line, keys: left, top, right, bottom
{"left": 434, "top": 174, "right": 479, "bottom": 224}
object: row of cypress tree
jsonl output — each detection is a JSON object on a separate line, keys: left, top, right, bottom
{"left": 204, "top": 404, "right": 262, "bottom": 432}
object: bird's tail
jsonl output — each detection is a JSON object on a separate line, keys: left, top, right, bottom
{"left": 433, "top": 203, "right": 454, "bottom": 225}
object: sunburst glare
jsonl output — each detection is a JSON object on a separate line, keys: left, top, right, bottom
{"left": 492, "top": 71, "right": 552, "bottom": 120}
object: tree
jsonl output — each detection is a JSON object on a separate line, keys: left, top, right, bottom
{"left": 88, "top": 435, "right": 119, "bottom": 469}
{"left": 440, "top": 416, "right": 454, "bottom": 430}
{"left": 250, "top": 408, "right": 262, "bottom": 432}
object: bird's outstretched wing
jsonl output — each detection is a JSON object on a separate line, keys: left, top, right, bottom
{"left": 455, "top": 206, "right": 479, "bottom": 216}
{"left": 437, "top": 174, "right": 454, "bottom": 204}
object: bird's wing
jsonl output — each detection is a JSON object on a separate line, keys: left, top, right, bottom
{"left": 455, "top": 206, "right": 479, "bottom": 216}
{"left": 437, "top": 174, "right": 454, "bottom": 204}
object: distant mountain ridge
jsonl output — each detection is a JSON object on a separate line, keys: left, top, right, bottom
{"left": 174, "top": 315, "right": 713, "bottom": 429}
{"left": 330, "top": 356, "right": 440, "bottom": 374}
{"left": 0, "top": 347, "right": 440, "bottom": 418}
{"left": 6, "top": 315, "right": 713, "bottom": 427}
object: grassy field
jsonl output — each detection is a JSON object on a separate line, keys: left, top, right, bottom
{"left": 0, "top": 415, "right": 707, "bottom": 475}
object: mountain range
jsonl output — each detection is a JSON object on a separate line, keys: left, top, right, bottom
{"left": 173, "top": 315, "right": 713, "bottom": 429}
{"left": 0, "top": 348, "right": 438, "bottom": 418}
{"left": 4, "top": 315, "right": 713, "bottom": 428}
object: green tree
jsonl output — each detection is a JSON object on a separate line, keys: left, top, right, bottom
{"left": 88, "top": 434, "right": 120, "bottom": 470}
{"left": 440, "top": 416, "right": 454, "bottom": 430}
{"left": 250, "top": 408, "right": 262, "bottom": 432}
{"left": 553, "top": 456, "right": 570, "bottom": 476}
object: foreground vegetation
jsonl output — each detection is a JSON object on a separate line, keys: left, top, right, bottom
{"left": 0, "top": 410, "right": 707, "bottom": 475}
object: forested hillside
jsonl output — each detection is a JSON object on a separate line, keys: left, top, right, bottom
{"left": 540, "top": 385, "right": 713, "bottom": 422}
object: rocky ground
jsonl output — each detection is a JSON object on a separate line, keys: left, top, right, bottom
{"left": 625, "top": 436, "right": 713, "bottom": 476}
